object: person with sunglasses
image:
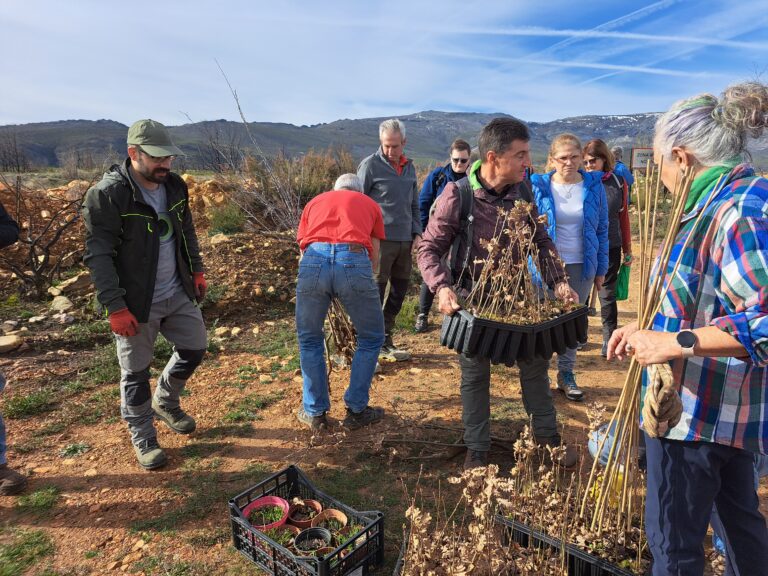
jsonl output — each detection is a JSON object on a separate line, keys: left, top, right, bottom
{"left": 415, "top": 138, "right": 472, "bottom": 333}
{"left": 582, "top": 139, "right": 632, "bottom": 358}
{"left": 83, "top": 119, "right": 208, "bottom": 470}
{"left": 530, "top": 134, "right": 609, "bottom": 402}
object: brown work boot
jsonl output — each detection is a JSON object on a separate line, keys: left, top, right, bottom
{"left": 463, "top": 449, "right": 489, "bottom": 470}
{"left": 0, "top": 463, "right": 28, "bottom": 495}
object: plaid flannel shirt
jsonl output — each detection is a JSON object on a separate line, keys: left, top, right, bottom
{"left": 645, "top": 164, "right": 768, "bottom": 453}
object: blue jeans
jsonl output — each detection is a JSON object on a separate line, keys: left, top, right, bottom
{"left": 645, "top": 434, "right": 768, "bottom": 576}
{"left": 296, "top": 243, "right": 385, "bottom": 416}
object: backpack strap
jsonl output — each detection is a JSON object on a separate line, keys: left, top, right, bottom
{"left": 449, "top": 178, "right": 475, "bottom": 286}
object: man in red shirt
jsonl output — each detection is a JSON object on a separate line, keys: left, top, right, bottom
{"left": 295, "top": 173, "right": 387, "bottom": 431}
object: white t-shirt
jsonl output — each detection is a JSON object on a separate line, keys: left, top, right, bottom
{"left": 551, "top": 180, "right": 584, "bottom": 264}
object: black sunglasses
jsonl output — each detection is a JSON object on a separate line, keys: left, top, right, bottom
{"left": 451, "top": 158, "right": 469, "bottom": 164}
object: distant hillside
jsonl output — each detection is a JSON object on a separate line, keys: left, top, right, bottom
{"left": 1, "top": 112, "right": 766, "bottom": 171}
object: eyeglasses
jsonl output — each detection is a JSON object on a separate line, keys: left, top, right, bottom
{"left": 138, "top": 146, "right": 175, "bottom": 163}
{"left": 451, "top": 158, "right": 469, "bottom": 165}
{"left": 583, "top": 157, "right": 602, "bottom": 166}
{"left": 553, "top": 154, "right": 581, "bottom": 165}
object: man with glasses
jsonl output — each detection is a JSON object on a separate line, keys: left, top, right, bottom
{"left": 357, "top": 119, "right": 421, "bottom": 361}
{"left": 83, "top": 119, "right": 208, "bottom": 470}
{"left": 415, "top": 139, "right": 472, "bottom": 333}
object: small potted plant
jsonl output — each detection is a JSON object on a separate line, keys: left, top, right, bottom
{"left": 310, "top": 508, "right": 348, "bottom": 532}
{"left": 287, "top": 497, "right": 323, "bottom": 529}
{"left": 294, "top": 527, "right": 333, "bottom": 556}
{"left": 262, "top": 524, "right": 300, "bottom": 549}
{"left": 242, "top": 495, "right": 290, "bottom": 532}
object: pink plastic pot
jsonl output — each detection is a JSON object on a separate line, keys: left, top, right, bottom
{"left": 242, "top": 495, "right": 290, "bottom": 532}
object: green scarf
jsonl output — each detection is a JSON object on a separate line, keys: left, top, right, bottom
{"left": 684, "top": 162, "right": 737, "bottom": 213}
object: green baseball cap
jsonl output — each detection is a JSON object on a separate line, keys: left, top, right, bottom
{"left": 126, "top": 119, "right": 184, "bottom": 157}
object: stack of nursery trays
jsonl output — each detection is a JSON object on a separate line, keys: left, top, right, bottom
{"left": 229, "top": 465, "right": 384, "bottom": 576}
{"left": 495, "top": 515, "right": 637, "bottom": 576}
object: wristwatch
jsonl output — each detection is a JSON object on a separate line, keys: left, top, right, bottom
{"left": 676, "top": 330, "right": 698, "bottom": 358}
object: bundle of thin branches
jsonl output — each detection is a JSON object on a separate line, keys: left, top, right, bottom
{"left": 464, "top": 202, "right": 575, "bottom": 324}
{"left": 326, "top": 298, "right": 356, "bottom": 371}
{"left": 581, "top": 160, "right": 726, "bottom": 549}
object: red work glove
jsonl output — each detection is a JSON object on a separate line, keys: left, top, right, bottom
{"left": 109, "top": 308, "right": 138, "bottom": 337}
{"left": 193, "top": 272, "right": 207, "bottom": 302}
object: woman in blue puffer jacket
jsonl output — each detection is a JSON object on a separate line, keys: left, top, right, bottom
{"left": 531, "top": 133, "right": 608, "bottom": 401}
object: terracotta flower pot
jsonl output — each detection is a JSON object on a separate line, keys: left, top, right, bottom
{"left": 242, "top": 495, "right": 290, "bottom": 532}
{"left": 287, "top": 498, "right": 323, "bottom": 529}
{"left": 440, "top": 307, "right": 588, "bottom": 365}
{"left": 310, "top": 508, "right": 348, "bottom": 531}
{"left": 262, "top": 523, "right": 300, "bottom": 549}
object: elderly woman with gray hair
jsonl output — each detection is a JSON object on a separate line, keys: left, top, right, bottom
{"left": 608, "top": 81, "right": 768, "bottom": 575}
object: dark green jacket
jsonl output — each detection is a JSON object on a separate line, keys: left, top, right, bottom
{"left": 82, "top": 159, "right": 203, "bottom": 322}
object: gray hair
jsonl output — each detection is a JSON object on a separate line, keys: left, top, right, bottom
{"left": 611, "top": 146, "right": 624, "bottom": 160}
{"left": 379, "top": 118, "right": 406, "bottom": 140}
{"left": 654, "top": 81, "right": 768, "bottom": 166}
{"left": 334, "top": 173, "right": 363, "bottom": 192}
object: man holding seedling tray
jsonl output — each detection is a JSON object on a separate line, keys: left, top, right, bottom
{"left": 418, "top": 117, "right": 579, "bottom": 471}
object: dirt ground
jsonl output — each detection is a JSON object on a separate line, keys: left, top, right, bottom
{"left": 1, "top": 232, "right": 766, "bottom": 576}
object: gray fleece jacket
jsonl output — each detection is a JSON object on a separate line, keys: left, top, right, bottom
{"left": 357, "top": 148, "right": 421, "bottom": 241}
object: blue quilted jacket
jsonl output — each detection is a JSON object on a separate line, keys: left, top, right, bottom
{"left": 530, "top": 169, "right": 609, "bottom": 280}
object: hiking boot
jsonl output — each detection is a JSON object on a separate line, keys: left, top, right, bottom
{"left": 297, "top": 408, "right": 328, "bottom": 432}
{"left": 463, "top": 449, "right": 489, "bottom": 470}
{"left": 343, "top": 406, "right": 384, "bottom": 429}
{"left": 379, "top": 335, "right": 410, "bottom": 362}
{"left": 133, "top": 438, "right": 168, "bottom": 470}
{"left": 587, "top": 306, "right": 597, "bottom": 317}
{"left": 576, "top": 341, "right": 587, "bottom": 351}
{"left": 152, "top": 399, "right": 196, "bottom": 434}
{"left": 0, "top": 464, "right": 27, "bottom": 496}
{"left": 557, "top": 371, "right": 584, "bottom": 402}
{"left": 414, "top": 313, "right": 429, "bottom": 333}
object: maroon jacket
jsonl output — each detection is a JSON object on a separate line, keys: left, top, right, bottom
{"left": 417, "top": 178, "right": 566, "bottom": 295}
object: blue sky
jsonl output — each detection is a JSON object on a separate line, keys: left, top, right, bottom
{"left": 4, "top": 0, "right": 768, "bottom": 127}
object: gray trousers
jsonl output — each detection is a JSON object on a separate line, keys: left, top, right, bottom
{"left": 459, "top": 353, "right": 559, "bottom": 452}
{"left": 116, "top": 291, "right": 207, "bottom": 445}
{"left": 557, "top": 263, "right": 594, "bottom": 372}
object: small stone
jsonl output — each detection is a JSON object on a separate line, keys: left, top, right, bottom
{"left": 33, "top": 467, "right": 52, "bottom": 474}
{"left": 259, "top": 374, "right": 273, "bottom": 384}
{"left": 213, "top": 327, "right": 230, "bottom": 337}
{"left": 251, "top": 326, "right": 260, "bottom": 336}
{"left": 210, "top": 233, "right": 231, "bottom": 246}
{"left": 230, "top": 327, "right": 242, "bottom": 337}
{"left": 61, "top": 458, "right": 77, "bottom": 466}
{"left": 132, "top": 539, "right": 146, "bottom": 551}
{"left": 292, "top": 376, "right": 303, "bottom": 383}
{"left": 28, "top": 315, "right": 46, "bottom": 324}
{"left": 101, "top": 487, "right": 111, "bottom": 494}
{"left": 267, "top": 286, "right": 276, "bottom": 295}
{"left": 89, "top": 504, "right": 102, "bottom": 514}
{"left": 57, "top": 272, "right": 92, "bottom": 295}
{"left": 47, "top": 286, "right": 62, "bottom": 297}
{"left": 0, "top": 335, "right": 23, "bottom": 353}
{"left": 107, "top": 560, "right": 120, "bottom": 570}
{"left": 51, "top": 296, "right": 74, "bottom": 312}
{"left": 408, "top": 367, "right": 423, "bottom": 374}
{"left": 84, "top": 468, "right": 98, "bottom": 477}
{"left": 2, "top": 320, "right": 18, "bottom": 331}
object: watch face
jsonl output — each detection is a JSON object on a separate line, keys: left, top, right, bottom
{"left": 677, "top": 330, "right": 697, "bottom": 348}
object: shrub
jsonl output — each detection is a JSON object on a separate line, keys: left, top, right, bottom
{"left": 208, "top": 202, "right": 246, "bottom": 235}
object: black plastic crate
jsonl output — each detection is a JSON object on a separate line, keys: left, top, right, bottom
{"left": 440, "top": 306, "right": 588, "bottom": 365}
{"left": 229, "top": 465, "right": 384, "bottom": 576}
{"left": 495, "top": 515, "right": 638, "bottom": 576}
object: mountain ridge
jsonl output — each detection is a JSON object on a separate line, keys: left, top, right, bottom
{"left": 1, "top": 111, "right": 766, "bottom": 170}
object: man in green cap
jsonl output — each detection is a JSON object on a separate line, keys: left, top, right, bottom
{"left": 82, "top": 119, "right": 208, "bottom": 470}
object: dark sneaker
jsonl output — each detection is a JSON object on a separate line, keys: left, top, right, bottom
{"left": 379, "top": 335, "right": 410, "bottom": 362}
{"left": 0, "top": 464, "right": 27, "bottom": 495}
{"left": 576, "top": 341, "right": 587, "bottom": 351}
{"left": 463, "top": 449, "right": 489, "bottom": 470}
{"left": 133, "top": 438, "right": 168, "bottom": 470}
{"left": 414, "top": 313, "right": 429, "bottom": 333}
{"left": 343, "top": 406, "right": 384, "bottom": 429}
{"left": 587, "top": 306, "right": 597, "bottom": 317}
{"left": 557, "top": 371, "right": 584, "bottom": 402}
{"left": 152, "top": 399, "right": 196, "bottom": 434}
{"left": 297, "top": 408, "right": 328, "bottom": 432}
